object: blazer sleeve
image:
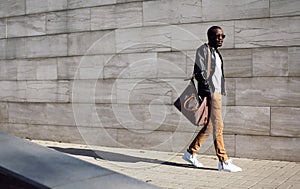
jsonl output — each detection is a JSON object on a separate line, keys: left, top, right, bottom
{"left": 193, "top": 45, "right": 211, "bottom": 96}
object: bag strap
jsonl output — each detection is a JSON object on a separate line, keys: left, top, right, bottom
{"left": 204, "top": 44, "right": 212, "bottom": 127}
{"left": 206, "top": 44, "right": 211, "bottom": 79}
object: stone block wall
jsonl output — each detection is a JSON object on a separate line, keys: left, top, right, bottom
{"left": 0, "top": 0, "right": 299, "bottom": 161}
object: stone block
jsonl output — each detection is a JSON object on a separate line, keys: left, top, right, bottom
{"left": 235, "top": 16, "right": 300, "bottom": 48}
{"left": 0, "top": 0, "right": 25, "bottom": 17}
{"left": 102, "top": 103, "right": 185, "bottom": 132}
{"left": 25, "top": 81, "right": 69, "bottom": 103}
{"left": 223, "top": 78, "right": 235, "bottom": 106}
{"left": 67, "top": 0, "right": 116, "bottom": 9}
{"left": 288, "top": 47, "right": 300, "bottom": 76}
{"left": 115, "top": 2, "right": 142, "bottom": 28}
{"left": 15, "top": 59, "right": 35, "bottom": 80}
{"left": 68, "top": 31, "right": 115, "bottom": 56}
{"left": 58, "top": 56, "right": 81, "bottom": 80}
{"left": 91, "top": 5, "right": 116, "bottom": 30}
{"left": 171, "top": 24, "right": 205, "bottom": 52}
{"left": 103, "top": 54, "right": 130, "bottom": 79}
{"left": 221, "top": 49, "right": 252, "bottom": 77}
{"left": 143, "top": 0, "right": 202, "bottom": 25}
{"left": 46, "top": 103, "right": 76, "bottom": 126}
{"left": 0, "top": 103, "right": 8, "bottom": 122}
{"left": 77, "top": 55, "right": 106, "bottom": 79}
{"left": 236, "top": 77, "right": 300, "bottom": 107}
{"left": 224, "top": 106, "right": 270, "bottom": 135}
{"left": 69, "top": 103, "right": 103, "bottom": 127}
{"left": 17, "top": 58, "right": 57, "bottom": 80}
{"left": 270, "top": 0, "right": 300, "bottom": 17}
{"left": 186, "top": 50, "right": 195, "bottom": 77}
{"left": 71, "top": 79, "right": 116, "bottom": 104}
{"left": 0, "top": 39, "right": 5, "bottom": 59}
{"left": 0, "top": 19, "right": 6, "bottom": 39}
{"left": 67, "top": 8, "right": 91, "bottom": 32}
{"left": 0, "top": 81, "right": 69, "bottom": 103}
{"left": 117, "top": 129, "right": 173, "bottom": 151}
{"left": 95, "top": 79, "right": 117, "bottom": 102}
{"left": 104, "top": 53, "right": 157, "bottom": 79}
{"left": 115, "top": 79, "right": 173, "bottom": 105}
{"left": 91, "top": 2, "right": 142, "bottom": 30}
{"left": 117, "top": 0, "right": 141, "bottom": 3}
{"left": 202, "top": 0, "right": 269, "bottom": 21}
{"left": 58, "top": 55, "right": 106, "bottom": 80}
{"left": 0, "top": 123, "right": 85, "bottom": 144}
{"left": 157, "top": 52, "right": 187, "bottom": 78}
{"left": 8, "top": 103, "right": 48, "bottom": 125}
{"left": 115, "top": 26, "right": 171, "bottom": 53}
{"left": 95, "top": 104, "right": 123, "bottom": 129}
{"left": 0, "top": 81, "right": 26, "bottom": 102}
{"left": 143, "top": 104, "right": 195, "bottom": 133}
{"left": 253, "top": 48, "right": 288, "bottom": 77}
{"left": 7, "top": 14, "right": 46, "bottom": 37}
{"left": 171, "top": 21, "right": 234, "bottom": 51}
{"left": 26, "top": 34, "right": 68, "bottom": 58}
{"left": 42, "top": 103, "right": 101, "bottom": 127}
{"left": 271, "top": 107, "right": 300, "bottom": 137}
{"left": 170, "top": 131, "right": 198, "bottom": 153}
{"left": 46, "top": 11, "right": 68, "bottom": 34}
{"left": 97, "top": 104, "right": 186, "bottom": 133}
{"left": 236, "top": 135, "right": 300, "bottom": 161}
{"left": 36, "top": 59, "right": 58, "bottom": 80}
{"left": 0, "top": 60, "right": 17, "bottom": 80}
{"left": 161, "top": 78, "right": 192, "bottom": 104}
{"left": 6, "top": 38, "right": 26, "bottom": 59}
{"left": 26, "top": 0, "right": 67, "bottom": 14}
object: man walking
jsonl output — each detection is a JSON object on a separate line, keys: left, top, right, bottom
{"left": 182, "top": 26, "right": 242, "bottom": 172}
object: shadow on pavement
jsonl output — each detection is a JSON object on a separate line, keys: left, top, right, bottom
{"left": 49, "top": 147, "right": 218, "bottom": 171}
{"left": 49, "top": 146, "right": 163, "bottom": 163}
{"left": 162, "top": 162, "right": 218, "bottom": 171}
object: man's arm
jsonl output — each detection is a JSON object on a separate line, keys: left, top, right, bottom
{"left": 194, "top": 46, "right": 211, "bottom": 97}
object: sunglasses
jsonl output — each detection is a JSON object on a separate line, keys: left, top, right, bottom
{"left": 216, "top": 34, "right": 226, "bottom": 39}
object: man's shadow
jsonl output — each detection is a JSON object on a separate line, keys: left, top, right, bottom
{"left": 49, "top": 146, "right": 218, "bottom": 171}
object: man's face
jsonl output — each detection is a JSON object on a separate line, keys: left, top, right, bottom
{"left": 210, "top": 28, "right": 225, "bottom": 48}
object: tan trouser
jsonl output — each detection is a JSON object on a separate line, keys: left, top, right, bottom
{"left": 188, "top": 92, "right": 228, "bottom": 162}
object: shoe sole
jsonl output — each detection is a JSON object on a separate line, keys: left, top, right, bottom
{"left": 218, "top": 168, "right": 242, "bottom": 172}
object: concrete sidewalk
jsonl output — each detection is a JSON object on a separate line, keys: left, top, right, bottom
{"left": 33, "top": 140, "right": 299, "bottom": 189}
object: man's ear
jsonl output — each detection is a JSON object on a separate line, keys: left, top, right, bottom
{"left": 208, "top": 38, "right": 213, "bottom": 45}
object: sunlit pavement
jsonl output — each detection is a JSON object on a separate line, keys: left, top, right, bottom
{"left": 34, "top": 140, "right": 300, "bottom": 189}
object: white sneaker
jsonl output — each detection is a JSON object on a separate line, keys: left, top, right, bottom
{"left": 218, "top": 159, "right": 242, "bottom": 172}
{"left": 182, "top": 150, "right": 203, "bottom": 168}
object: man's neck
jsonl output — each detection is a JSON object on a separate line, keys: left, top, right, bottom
{"left": 208, "top": 42, "right": 218, "bottom": 49}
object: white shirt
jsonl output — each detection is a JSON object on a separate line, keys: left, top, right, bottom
{"left": 211, "top": 50, "right": 222, "bottom": 93}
